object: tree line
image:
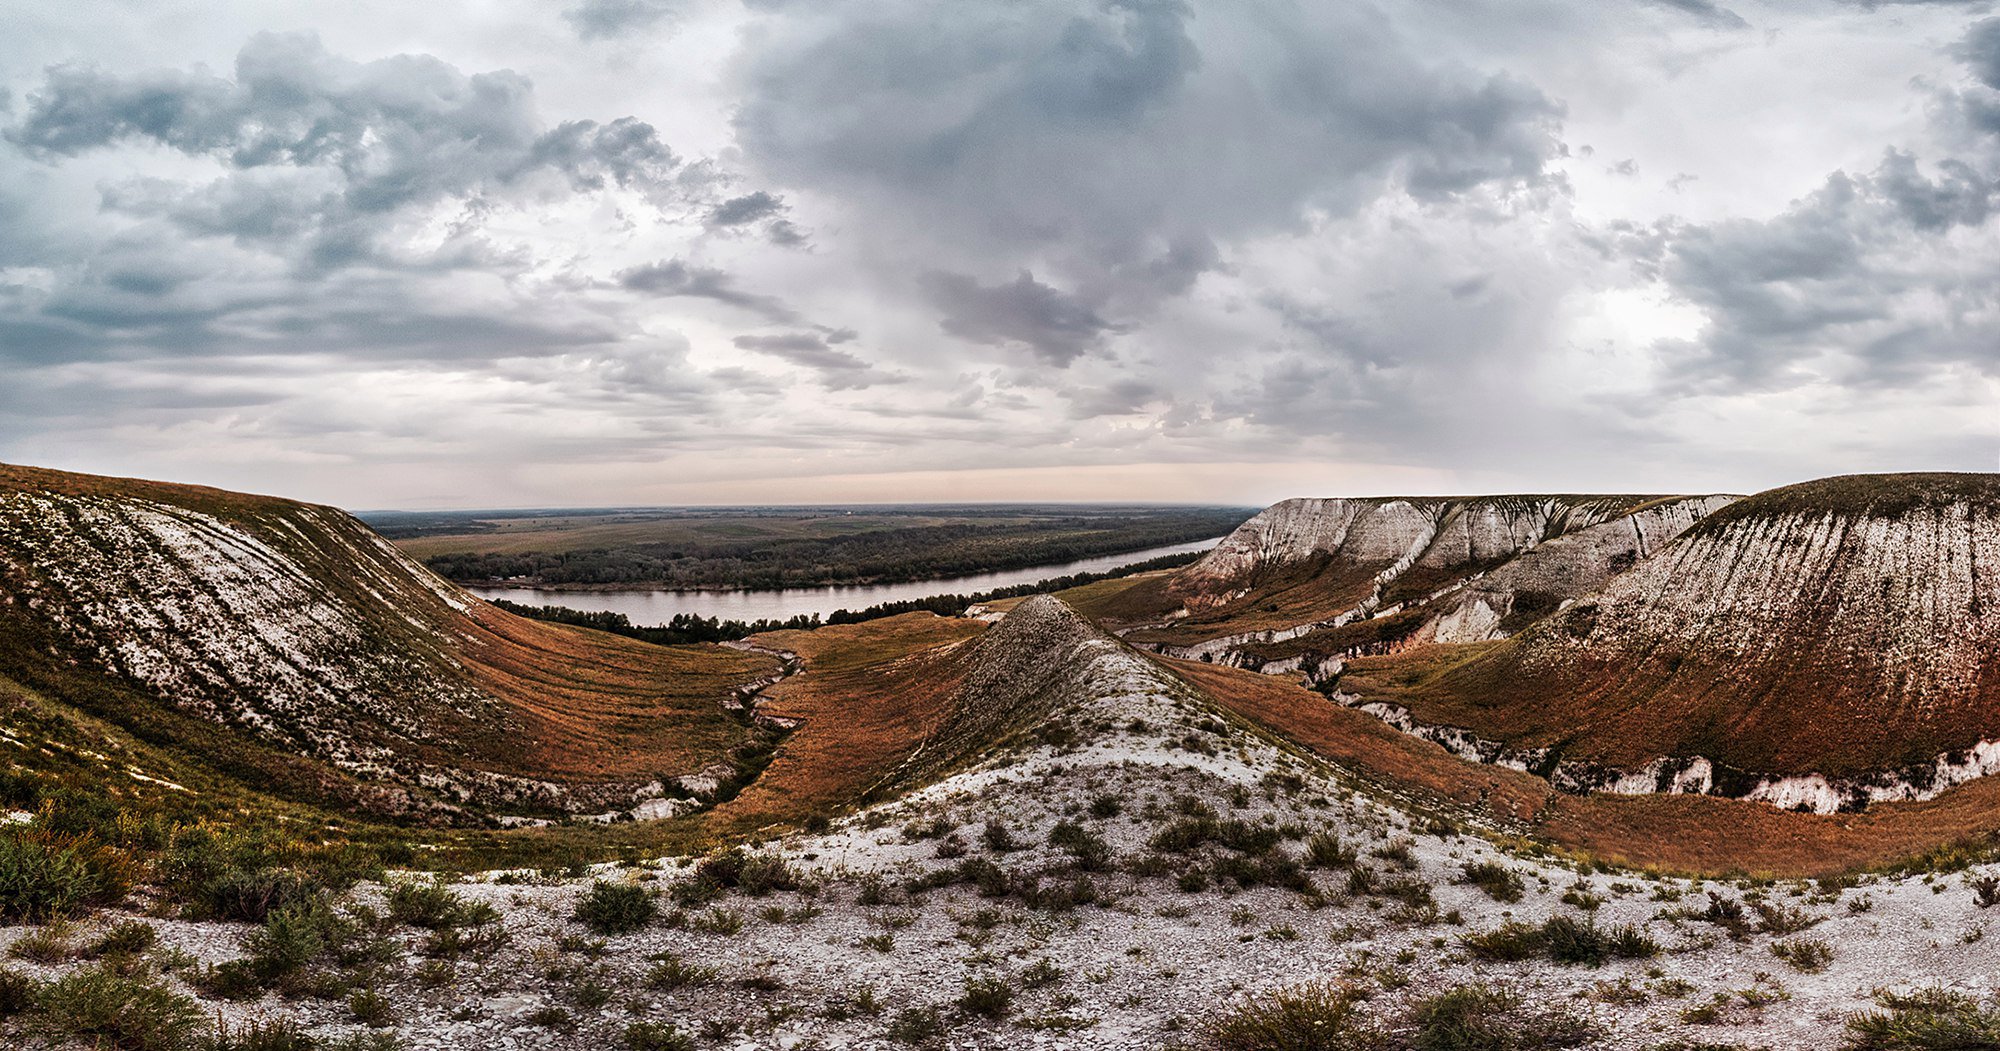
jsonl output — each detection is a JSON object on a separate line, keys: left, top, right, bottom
{"left": 425, "top": 510, "right": 1247, "bottom": 589}
{"left": 489, "top": 549, "right": 1201, "bottom": 645}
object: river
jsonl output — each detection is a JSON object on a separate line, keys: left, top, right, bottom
{"left": 467, "top": 536, "right": 1219, "bottom": 625}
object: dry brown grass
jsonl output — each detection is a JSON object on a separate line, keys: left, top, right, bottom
{"left": 455, "top": 603, "right": 775, "bottom": 781}
{"left": 1181, "top": 656, "right": 2000, "bottom": 878}
{"left": 708, "top": 614, "right": 985, "bottom": 833}
{"left": 1172, "top": 659, "right": 1550, "bottom": 824}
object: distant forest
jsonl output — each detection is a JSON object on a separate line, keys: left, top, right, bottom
{"left": 394, "top": 507, "right": 1251, "bottom": 589}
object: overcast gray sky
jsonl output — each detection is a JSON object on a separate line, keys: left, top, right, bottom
{"left": 2, "top": 0, "right": 1996, "bottom": 508}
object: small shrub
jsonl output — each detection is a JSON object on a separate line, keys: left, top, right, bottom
{"left": 645, "top": 953, "right": 718, "bottom": 990}
{"left": 1846, "top": 986, "right": 2000, "bottom": 1050}
{"left": 349, "top": 988, "right": 394, "bottom": 1027}
{"left": 1407, "top": 983, "right": 1600, "bottom": 1050}
{"left": 1306, "top": 833, "right": 1357, "bottom": 869}
{"left": 87, "top": 921, "right": 157, "bottom": 959}
{"left": 1461, "top": 922, "right": 1547, "bottom": 962}
{"left": 623, "top": 1021, "right": 696, "bottom": 1051}
{"left": 9, "top": 925, "right": 70, "bottom": 963}
{"left": 1770, "top": 938, "right": 1834, "bottom": 973}
{"left": 958, "top": 974, "right": 1013, "bottom": 1018}
{"left": 209, "top": 1017, "right": 319, "bottom": 1051}
{"left": 575, "top": 881, "right": 656, "bottom": 936}
{"left": 692, "top": 908, "right": 743, "bottom": 935}
{"left": 981, "top": 821, "right": 1021, "bottom": 853}
{"left": 0, "top": 967, "right": 35, "bottom": 1017}
{"left": 1973, "top": 876, "right": 2000, "bottom": 909}
{"left": 737, "top": 854, "right": 800, "bottom": 897}
{"left": 385, "top": 880, "right": 477, "bottom": 929}
{"left": 203, "top": 868, "right": 320, "bottom": 924}
{"left": 1048, "top": 821, "right": 1112, "bottom": 871}
{"left": 1752, "top": 900, "right": 1821, "bottom": 935}
{"left": 1021, "top": 958, "right": 1065, "bottom": 987}
{"left": 886, "top": 1005, "right": 946, "bottom": 1043}
{"left": 1208, "top": 981, "right": 1379, "bottom": 1050}
{"left": 1463, "top": 916, "right": 1653, "bottom": 966}
{"left": 0, "top": 827, "right": 133, "bottom": 921}
{"left": 32, "top": 964, "right": 203, "bottom": 1051}
{"left": 1461, "top": 862, "right": 1525, "bottom": 903}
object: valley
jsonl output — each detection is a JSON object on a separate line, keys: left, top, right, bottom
{"left": 3, "top": 462, "right": 2000, "bottom": 1049}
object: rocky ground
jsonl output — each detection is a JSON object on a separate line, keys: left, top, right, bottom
{"left": 7, "top": 767, "right": 2000, "bottom": 1050}
{"left": 5, "top": 597, "right": 2000, "bottom": 1049}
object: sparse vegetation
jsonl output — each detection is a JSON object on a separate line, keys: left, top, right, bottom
{"left": 575, "top": 880, "right": 657, "bottom": 935}
{"left": 1461, "top": 861, "right": 1526, "bottom": 903}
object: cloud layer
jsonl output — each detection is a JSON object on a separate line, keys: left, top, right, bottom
{"left": 1, "top": 1, "right": 1996, "bottom": 507}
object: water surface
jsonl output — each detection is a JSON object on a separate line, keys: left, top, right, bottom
{"left": 468, "top": 537, "right": 1217, "bottom": 625}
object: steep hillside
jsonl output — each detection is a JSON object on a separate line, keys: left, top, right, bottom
{"left": 1130, "top": 493, "right": 1734, "bottom": 668}
{"left": 0, "top": 463, "right": 777, "bottom": 821}
{"left": 882, "top": 594, "right": 1256, "bottom": 791}
{"left": 1342, "top": 473, "right": 2000, "bottom": 813}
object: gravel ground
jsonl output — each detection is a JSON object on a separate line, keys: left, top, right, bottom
{"left": 6, "top": 599, "right": 1997, "bottom": 1049}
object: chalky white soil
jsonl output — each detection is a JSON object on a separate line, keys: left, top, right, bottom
{"left": 4, "top": 597, "right": 1996, "bottom": 1050}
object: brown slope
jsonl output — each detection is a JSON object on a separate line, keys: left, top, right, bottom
{"left": 1182, "top": 655, "right": 2000, "bottom": 877}
{"left": 0, "top": 462, "right": 776, "bottom": 817}
{"left": 1342, "top": 472, "right": 2000, "bottom": 790}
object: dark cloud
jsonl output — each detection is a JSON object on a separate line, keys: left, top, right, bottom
{"left": 1065, "top": 378, "right": 1164, "bottom": 417}
{"left": 733, "top": 332, "right": 896, "bottom": 389}
{"left": 733, "top": 0, "right": 1562, "bottom": 286}
{"left": 704, "top": 190, "right": 809, "bottom": 246}
{"left": 734, "top": 332, "right": 859, "bottom": 364}
{"left": 1644, "top": 0, "right": 1749, "bottom": 29}
{"left": 616, "top": 259, "right": 800, "bottom": 322}
{"left": 564, "top": 0, "right": 683, "bottom": 41}
{"left": 709, "top": 191, "right": 785, "bottom": 226}
{"left": 919, "top": 270, "right": 1122, "bottom": 365}
{"left": 1955, "top": 18, "right": 2000, "bottom": 92}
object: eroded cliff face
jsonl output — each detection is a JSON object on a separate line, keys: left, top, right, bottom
{"left": 1414, "top": 495, "right": 1740, "bottom": 645}
{"left": 1345, "top": 473, "right": 2000, "bottom": 812}
{"left": 1150, "top": 493, "right": 1734, "bottom": 678}
{"left": 1172, "top": 494, "right": 1685, "bottom": 610}
{"left": 0, "top": 464, "right": 775, "bottom": 818}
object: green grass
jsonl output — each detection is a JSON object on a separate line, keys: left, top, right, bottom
{"left": 1845, "top": 986, "right": 2000, "bottom": 1049}
{"left": 31, "top": 964, "right": 203, "bottom": 1051}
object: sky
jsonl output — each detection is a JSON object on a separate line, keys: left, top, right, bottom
{"left": 2, "top": 0, "right": 1998, "bottom": 509}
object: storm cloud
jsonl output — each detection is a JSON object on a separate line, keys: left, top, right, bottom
{"left": 0, "top": 0, "right": 1994, "bottom": 507}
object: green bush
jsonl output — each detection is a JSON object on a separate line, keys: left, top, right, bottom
{"left": 1463, "top": 915, "right": 1655, "bottom": 967}
{"left": 386, "top": 880, "right": 483, "bottom": 929}
{"left": 86, "top": 920, "right": 158, "bottom": 959}
{"left": 1461, "top": 862, "right": 1526, "bottom": 903}
{"left": 209, "top": 1017, "right": 321, "bottom": 1051}
{"left": 576, "top": 880, "right": 656, "bottom": 935}
{"left": 32, "top": 964, "right": 203, "bottom": 1051}
{"left": 886, "top": 1006, "right": 946, "bottom": 1044}
{"left": 1047, "top": 821, "right": 1112, "bottom": 871}
{"left": 203, "top": 869, "right": 321, "bottom": 924}
{"left": 0, "top": 826, "right": 133, "bottom": 921}
{"left": 1844, "top": 986, "right": 2000, "bottom": 1049}
{"left": 1408, "top": 984, "right": 1599, "bottom": 1050}
{"left": 737, "top": 854, "right": 800, "bottom": 897}
{"left": 958, "top": 974, "right": 1013, "bottom": 1018}
{"left": 623, "top": 1021, "right": 696, "bottom": 1051}
{"left": 1208, "top": 981, "right": 1379, "bottom": 1050}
